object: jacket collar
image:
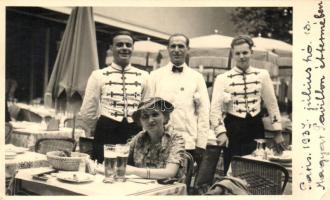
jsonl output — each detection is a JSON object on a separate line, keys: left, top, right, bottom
{"left": 140, "top": 128, "right": 172, "bottom": 151}
{"left": 233, "top": 66, "right": 252, "bottom": 74}
{"left": 111, "top": 62, "right": 132, "bottom": 71}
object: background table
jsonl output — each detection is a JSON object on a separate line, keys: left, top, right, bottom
{"left": 6, "top": 150, "right": 49, "bottom": 179}
{"left": 10, "top": 121, "right": 85, "bottom": 150}
{"left": 15, "top": 167, "right": 187, "bottom": 195}
{"left": 8, "top": 103, "right": 56, "bottom": 122}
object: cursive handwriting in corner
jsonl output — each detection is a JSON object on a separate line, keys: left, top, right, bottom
{"left": 314, "top": 0, "right": 325, "bottom": 69}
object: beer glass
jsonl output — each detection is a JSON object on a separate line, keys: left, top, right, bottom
{"left": 115, "top": 143, "right": 130, "bottom": 182}
{"left": 254, "top": 139, "right": 266, "bottom": 159}
{"left": 103, "top": 144, "right": 117, "bottom": 183}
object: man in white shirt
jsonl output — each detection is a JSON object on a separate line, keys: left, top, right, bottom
{"left": 79, "top": 31, "right": 149, "bottom": 163}
{"left": 145, "top": 33, "right": 210, "bottom": 166}
{"left": 210, "top": 35, "right": 286, "bottom": 173}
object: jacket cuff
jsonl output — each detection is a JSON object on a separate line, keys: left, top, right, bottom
{"left": 196, "top": 136, "right": 207, "bottom": 150}
{"left": 272, "top": 122, "right": 282, "bottom": 131}
{"left": 215, "top": 125, "right": 227, "bottom": 136}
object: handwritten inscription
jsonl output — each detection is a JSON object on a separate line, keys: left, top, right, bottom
{"left": 314, "top": 1, "right": 325, "bottom": 69}
{"left": 300, "top": 0, "right": 328, "bottom": 192}
{"left": 315, "top": 76, "right": 325, "bottom": 125}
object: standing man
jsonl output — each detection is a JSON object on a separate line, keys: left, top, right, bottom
{"left": 145, "top": 33, "right": 210, "bottom": 166}
{"left": 210, "top": 35, "right": 285, "bottom": 173}
{"left": 79, "top": 31, "right": 149, "bottom": 163}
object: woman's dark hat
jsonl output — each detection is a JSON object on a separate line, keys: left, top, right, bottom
{"left": 132, "top": 97, "right": 174, "bottom": 124}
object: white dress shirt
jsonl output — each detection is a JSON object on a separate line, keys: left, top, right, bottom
{"left": 145, "top": 62, "right": 210, "bottom": 150}
{"left": 210, "top": 66, "right": 282, "bottom": 135}
{"left": 79, "top": 63, "right": 149, "bottom": 129}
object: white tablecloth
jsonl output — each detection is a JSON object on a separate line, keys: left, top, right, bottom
{"left": 10, "top": 121, "right": 85, "bottom": 149}
{"left": 15, "top": 167, "right": 187, "bottom": 195}
{"left": 14, "top": 103, "right": 55, "bottom": 117}
{"left": 5, "top": 148, "right": 49, "bottom": 178}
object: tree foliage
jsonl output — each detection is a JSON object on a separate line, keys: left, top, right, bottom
{"left": 230, "top": 7, "right": 292, "bottom": 44}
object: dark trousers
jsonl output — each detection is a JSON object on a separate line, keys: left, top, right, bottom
{"left": 186, "top": 149, "right": 202, "bottom": 167}
{"left": 92, "top": 115, "right": 141, "bottom": 163}
{"left": 223, "top": 113, "right": 265, "bottom": 173}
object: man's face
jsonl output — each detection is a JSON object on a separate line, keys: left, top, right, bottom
{"left": 168, "top": 36, "right": 189, "bottom": 66}
{"left": 112, "top": 35, "right": 134, "bottom": 67}
{"left": 232, "top": 43, "right": 252, "bottom": 71}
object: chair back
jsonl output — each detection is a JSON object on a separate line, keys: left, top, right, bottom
{"left": 64, "top": 117, "right": 92, "bottom": 137}
{"left": 5, "top": 122, "right": 13, "bottom": 144}
{"left": 181, "top": 151, "right": 194, "bottom": 192}
{"left": 79, "top": 137, "right": 94, "bottom": 156}
{"left": 35, "top": 138, "right": 76, "bottom": 154}
{"left": 19, "top": 108, "right": 42, "bottom": 122}
{"left": 231, "top": 156, "right": 289, "bottom": 195}
{"left": 193, "top": 145, "right": 223, "bottom": 194}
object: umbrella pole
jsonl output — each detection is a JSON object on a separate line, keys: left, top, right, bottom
{"left": 71, "top": 114, "right": 76, "bottom": 140}
{"left": 146, "top": 52, "right": 149, "bottom": 70}
{"left": 227, "top": 50, "right": 232, "bottom": 69}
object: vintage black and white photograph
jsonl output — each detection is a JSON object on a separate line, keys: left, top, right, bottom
{"left": 2, "top": 1, "right": 328, "bottom": 198}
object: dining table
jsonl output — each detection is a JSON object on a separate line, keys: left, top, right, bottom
{"left": 14, "top": 167, "right": 187, "bottom": 195}
{"left": 5, "top": 144, "right": 50, "bottom": 178}
{"left": 9, "top": 121, "right": 85, "bottom": 150}
{"left": 11, "top": 102, "right": 56, "bottom": 118}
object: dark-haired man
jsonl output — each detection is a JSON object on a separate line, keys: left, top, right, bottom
{"left": 210, "top": 35, "right": 285, "bottom": 173}
{"left": 79, "top": 31, "right": 149, "bottom": 163}
{"left": 145, "top": 33, "right": 210, "bottom": 166}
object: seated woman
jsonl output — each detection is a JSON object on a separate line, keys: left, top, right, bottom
{"left": 126, "top": 97, "right": 185, "bottom": 180}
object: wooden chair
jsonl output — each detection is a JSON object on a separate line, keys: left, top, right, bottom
{"left": 231, "top": 156, "right": 289, "bottom": 195}
{"left": 5, "top": 122, "right": 13, "bottom": 144}
{"left": 35, "top": 138, "right": 76, "bottom": 154}
{"left": 79, "top": 136, "right": 94, "bottom": 157}
{"left": 18, "top": 108, "right": 42, "bottom": 122}
{"left": 182, "top": 151, "right": 194, "bottom": 193}
{"left": 192, "top": 145, "right": 223, "bottom": 195}
{"left": 64, "top": 117, "right": 92, "bottom": 137}
{"left": 6, "top": 170, "right": 18, "bottom": 195}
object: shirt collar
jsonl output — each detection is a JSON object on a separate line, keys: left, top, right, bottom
{"left": 233, "top": 66, "right": 252, "bottom": 74}
{"left": 111, "top": 62, "right": 132, "bottom": 71}
{"left": 168, "top": 62, "right": 188, "bottom": 73}
{"left": 169, "top": 62, "right": 187, "bottom": 70}
{"left": 140, "top": 129, "right": 171, "bottom": 150}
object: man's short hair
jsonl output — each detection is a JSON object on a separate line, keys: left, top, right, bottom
{"left": 168, "top": 33, "right": 190, "bottom": 47}
{"left": 231, "top": 35, "right": 254, "bottom": 49}
{"left": 112, "top": 30, "right": 134, "bottom": 43}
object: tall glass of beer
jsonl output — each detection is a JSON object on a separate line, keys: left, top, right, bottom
{"left": 115, "top": 143, "right": 130, "bottom": 182}
{"left": 103, "top": 144, "right": 117, "bottom": 183}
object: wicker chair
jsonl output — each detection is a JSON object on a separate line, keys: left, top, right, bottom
{"left": 5, "top": 122, "right": 13, "bottom": 144}
{"left": 35, "top": 138, "right": 76, "bottom": 154}
{"left": 192, "top": 145, "right": 223, "bottom": 195}
{"left": 231, "top": 156, "right": 289, "bottom": 195}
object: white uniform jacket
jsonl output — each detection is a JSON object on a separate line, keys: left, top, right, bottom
{"left": 210, "top": 66, "right": 282, "bottom": 135}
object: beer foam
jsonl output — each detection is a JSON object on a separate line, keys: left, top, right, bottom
{"left": 104, "top": 151, "right": 117, "bottom": 158}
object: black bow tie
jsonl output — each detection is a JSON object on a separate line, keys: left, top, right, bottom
{"left": 172, "top": 65, "right": 183, "bottom": 73}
